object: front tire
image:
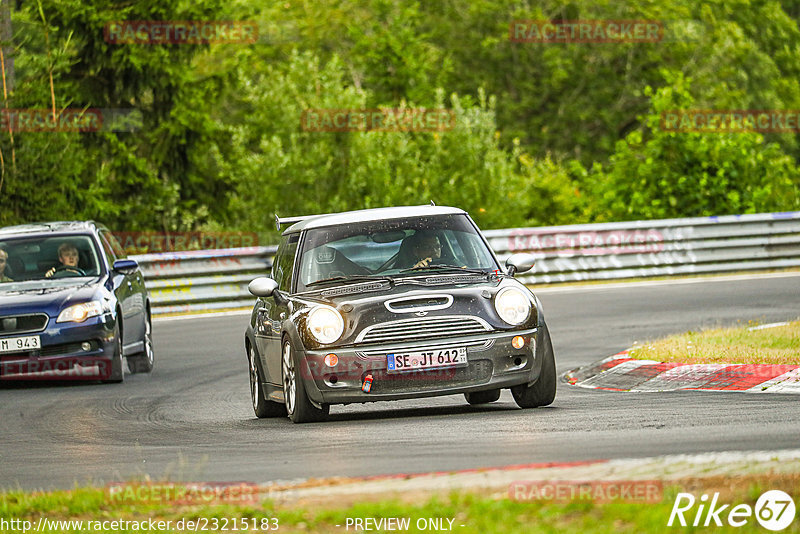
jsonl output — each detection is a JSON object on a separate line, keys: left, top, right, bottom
{"left": 465, "top": 389, "right": 501, "bottom": 405}
{"left": 248, "top": 344, "right": 286, "bottom": 418}
{"left": 128, "top": 311, "right": 155, "bottom": 374}
{"left": 282, "top": 339, "right": 328, "bottom": 423}
{"left": 104, "top": 322, "right": 124, "bottom": 383}
{"left": 511, "top": 323, "right": 556, "bottom": 408}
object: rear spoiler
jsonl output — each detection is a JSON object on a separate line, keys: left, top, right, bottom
{"left": 275, "top": 201, "right": 437, "bottom": 231}
{"left": 274, "top": 213, "right": 336, "bottom": 231}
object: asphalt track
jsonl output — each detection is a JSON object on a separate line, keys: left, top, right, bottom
{"left": 2, "top": 273, "right": 799, "bottom": 491}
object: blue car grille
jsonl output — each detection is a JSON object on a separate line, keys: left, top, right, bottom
{"left": 0, "top": 314, "right": 49, "bottom": 336}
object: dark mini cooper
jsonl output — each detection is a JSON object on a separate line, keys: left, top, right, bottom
{"left": 245, "top": 205, "right": 555, "bottom": 423}
{"left": 0, "top": 222, "right": 154, "bottom": 382}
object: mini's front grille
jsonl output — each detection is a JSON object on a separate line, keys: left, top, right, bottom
{"left": 0, "top": 314, "right": 49, "bottom": 336}
{"left": 355, "top": 315, "right": 492, "bottom": 345}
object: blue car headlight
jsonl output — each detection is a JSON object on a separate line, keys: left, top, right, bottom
{"left": 57, "top": 301, "right": 105, "bottom": 323}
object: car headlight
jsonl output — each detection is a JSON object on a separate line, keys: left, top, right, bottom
{"left": 306, "top": 305, "right": 344, "bottom": 344}
{"left": 57, "top": 301, "right": 104, "bottom": 323}
{"left": 494, "top": 287, "right": 531, "bottom": 326}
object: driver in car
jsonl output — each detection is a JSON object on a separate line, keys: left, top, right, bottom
{"left": 45, "top": 243, "right": 83, "bottom": 278}
{"left": 411, "top": 231, "right": 443, "bottom": 268}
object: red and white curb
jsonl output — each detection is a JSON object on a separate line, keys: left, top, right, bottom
{"left": 564, "top": 350, "right": 800, "bottom": 393}
{"left": 256, "top": 449, "right": 800, "bottom": 503}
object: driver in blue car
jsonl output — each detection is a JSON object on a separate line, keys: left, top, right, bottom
{"left": 45, "top": 242, "right": 84, "bottom": 278}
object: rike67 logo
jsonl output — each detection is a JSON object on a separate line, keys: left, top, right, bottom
{"left": 669, "top": 490, "right": 796, "bottom": 530}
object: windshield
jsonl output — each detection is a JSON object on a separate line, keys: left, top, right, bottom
{"left": 296, "top": 214, "right": 498, "bottom": 291}
{"left": 0, "top": 234, "right": 103, "bottom": 286}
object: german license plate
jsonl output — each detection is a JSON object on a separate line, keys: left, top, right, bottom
{"left": 0, "top": 335, "right": 41, "bottom": 353}
{"left": 386, "top": 347, "right": 467, "bottom": 373}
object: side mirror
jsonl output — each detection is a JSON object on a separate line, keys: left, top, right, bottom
{"left": 112, "top": 259, "right": 139, "bottom": 275}
{"left": 505, "top": 253, "right": 536, "bottom": 276}
{"left": 248, "top": 277, "right": 279, "bottom": 298}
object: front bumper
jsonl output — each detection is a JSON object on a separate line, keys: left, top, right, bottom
{"left": 297, "top": 328, "right": 542, "bottom": 404}
{"left": 0, "top": 313, "right": 117, "bottom": 380}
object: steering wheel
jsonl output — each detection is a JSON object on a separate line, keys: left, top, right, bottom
{"left": 52, "top": 265, "right": 86, "bottom": 278}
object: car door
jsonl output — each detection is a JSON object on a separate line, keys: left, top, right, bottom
{"left": 263, "top": 233, "right": 299, "bottom": 384}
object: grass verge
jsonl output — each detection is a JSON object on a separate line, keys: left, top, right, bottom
{"left": 627, "top": 319, "right": 800, "bottom": 365}
{"left": 2, "top": 474, "right": 800, "bottom": 533}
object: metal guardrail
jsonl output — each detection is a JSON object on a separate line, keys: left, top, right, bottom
{"left": 131, "top": 246, "right": 276, "bottom": 315}
{"left": 134, "top": 211, "right": 800, "bottom": 315}
{"left": 483, "top": 211, "right": 800, "bottom": 284}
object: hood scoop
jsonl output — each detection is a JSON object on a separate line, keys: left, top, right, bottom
{"left": 385, "top": 294, "right": 453, "bottom": 314}
{"left": 320, "top": 281, "right": 390, "bottom": 298}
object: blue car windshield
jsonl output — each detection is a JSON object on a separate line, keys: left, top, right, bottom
{"left": 296, "top": 214, "right": 499, "bottom": 291}
{"left": 0, "top": 235, "right": 102, "bottom": 285}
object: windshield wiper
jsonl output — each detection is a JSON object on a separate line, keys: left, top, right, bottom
{"left": 307, "top": 275, "right": 394, "bottom": 288}
{"left": 398, "top": 264, "right": 494, "bottom": 276}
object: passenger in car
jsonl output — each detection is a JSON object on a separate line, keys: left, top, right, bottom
{"left": 0, "top": 248, "right": 12, "bottom": 282}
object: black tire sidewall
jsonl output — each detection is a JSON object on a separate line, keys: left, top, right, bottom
{"left": 512, "top": 323, "right": 556, "bottom": 408}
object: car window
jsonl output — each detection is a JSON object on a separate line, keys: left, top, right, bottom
{"left": 272, "top": 234, "right": 299, "bottom": 292}
{"left": 100, "top": 230, "right": 127, "bottom": 260}
{"left": 98, "top": 232, "right": 118, "bottom": 266}
{"left": 0, "top": 235, "right": 102, "bottom": 282}
{"left": 296, "top": 214, "right": 498, "bottom": 291}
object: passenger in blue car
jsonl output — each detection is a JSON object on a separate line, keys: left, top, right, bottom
{"left": 0, "top": 248, "right": 12, "bottom": 282}
{"left": 45, "top": 242, "right": 86, "bottom": 278}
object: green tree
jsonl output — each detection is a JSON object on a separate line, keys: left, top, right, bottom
{"left": 586, "top": 73, "right": 800, "bottom": 221}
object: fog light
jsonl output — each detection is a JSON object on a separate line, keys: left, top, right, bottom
{"left": 324, "top": 353, "right": 339, "bottom": 367}
{"left": 81, "top": 342, "right": 92, "bottom": 352}
{"left": 512, "top": 336, "right": 525, "bottom": 349}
